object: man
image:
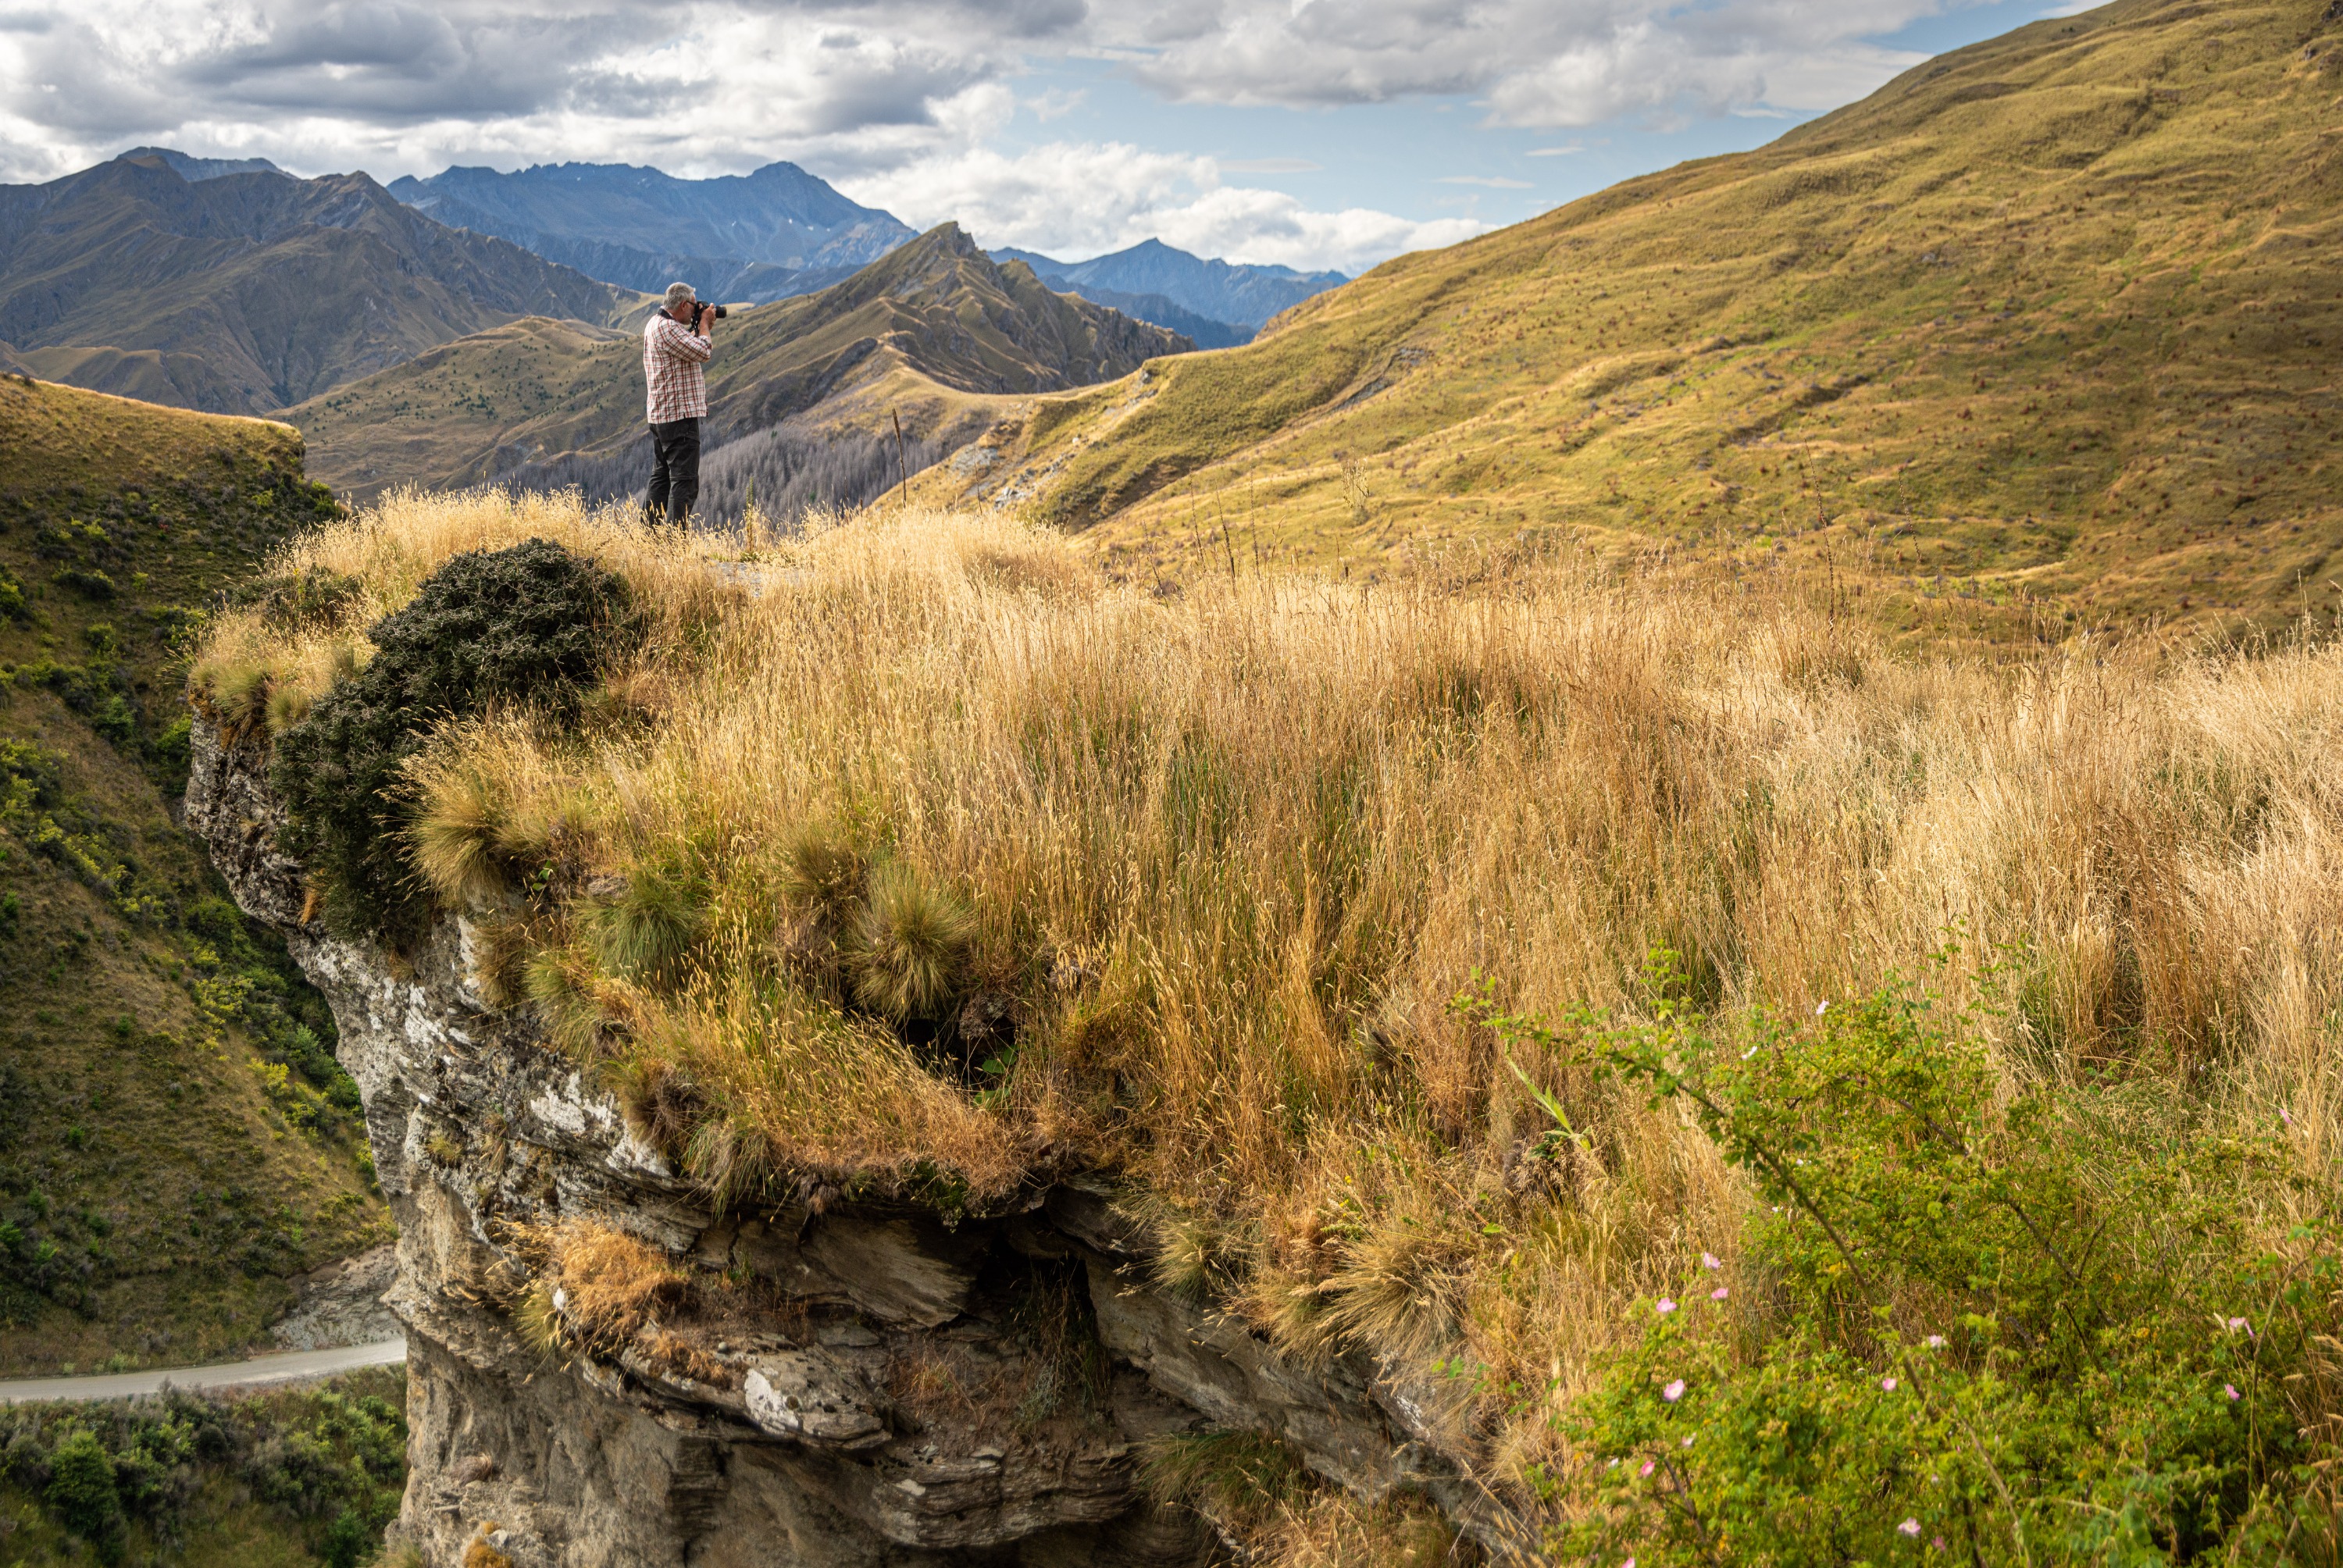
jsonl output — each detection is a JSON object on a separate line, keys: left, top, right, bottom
{"left": 643, "top": 282, "right": 717, "bottom": 529}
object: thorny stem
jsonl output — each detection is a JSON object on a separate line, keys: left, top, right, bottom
{"left": 1667, "top": 1074, "right": 1874, "bottom": 1299}
{"left": 1657, "top": 1456, "right": 1723, "bottom": 1568}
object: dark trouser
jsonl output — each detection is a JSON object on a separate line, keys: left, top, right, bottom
{"left": 645, "top": 417, "right": 701, "bottom": 529}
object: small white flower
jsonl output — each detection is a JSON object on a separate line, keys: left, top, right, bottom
{"left": 1702, "top": 1253, "right": 1721, "bottom": 1270}
{"left": 1899, "top": 1519, "right": 1921, "bottom": 1538}
{"left": 1816, "top": 1000, "right": 1829, "bottom": 1016}
{"left": 1741, "top": 1046, "right": 1759, "bottom": 1060}
{"left": 1925, "top": 1335, "right": 1946, "bottom": 1349}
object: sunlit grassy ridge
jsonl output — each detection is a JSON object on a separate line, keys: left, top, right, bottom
{"left": 934, "top": 0, "right": 2343, "bottom": 644}
{"left": 196, "top": 492, "right": 2343, "bottom": 1549}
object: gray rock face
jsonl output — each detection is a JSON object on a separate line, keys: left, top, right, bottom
{"left": 271, "top": 1242, "right": 401, "bottom": 1350}
{"left": 188, "top": 718, "right": 1518, "bottom": 1566}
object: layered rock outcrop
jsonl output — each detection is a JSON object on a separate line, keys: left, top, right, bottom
{"left": 189, "top": 718, "right": 1521, "bottom": 1566}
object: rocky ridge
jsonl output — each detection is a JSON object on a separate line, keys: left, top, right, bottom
{"left": 187, "top": 717, "right": 1525, "bottom": 1566}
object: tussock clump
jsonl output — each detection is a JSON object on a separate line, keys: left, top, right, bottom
{"left": 847, "top": 858, "right": 975, "bottom": 1025}
{"left": 225, "top": 566, "right": 365, "bottom": 630}
{"left": 1139, "top": 1428, "right": 1323, "bottom": 1555}
{"left": 519, "top": 1217, "right": 690, "bottom": 1356}
{"left": 587, "top": 868, "right": 706, "bottom": 989}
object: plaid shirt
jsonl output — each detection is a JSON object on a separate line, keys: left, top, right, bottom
{"left": 643, "top": 311, "right": 712, "bottom": 423}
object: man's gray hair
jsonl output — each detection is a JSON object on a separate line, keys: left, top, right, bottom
{"left": 663, "top": 282, "right": 697, "bottom": 310}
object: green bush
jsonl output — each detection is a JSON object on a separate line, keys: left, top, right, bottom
{"left": 1468, "top": 958, "right": 2341, "bottom": 1565}
{"left": 43, "top": 1427, "right": 124, "bottom": 1559}
{"left": 272, "top": 538, "right": 638, "bottom": 946}
{"left": 52, "top": 566, "right": 116, "bottom": 600}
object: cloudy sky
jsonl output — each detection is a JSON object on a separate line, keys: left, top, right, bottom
{"left": 0, "top": 0, "right": 2087, "bottom": 273}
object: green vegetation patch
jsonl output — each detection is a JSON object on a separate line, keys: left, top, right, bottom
{"left": 0, "top": 1366, "right": 406, "bottom": 1567}
{"left": 1474, "top": 962, "right": 2339, "bottom": 1561}
{"left": 0, "top": 377, "right": 387, "bottom": 1376}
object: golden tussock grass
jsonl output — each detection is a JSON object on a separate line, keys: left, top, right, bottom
{"left": 197, "top": 486, "right": 2343, "bottom": 1513}
{"left": 515, "top": 1214, "right": 690, "bottom": 1355}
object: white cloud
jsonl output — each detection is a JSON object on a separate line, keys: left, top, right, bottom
{"left": 0, "top": 0, "right": 2006, "bottom": 269}
{"left": 1438, "top": 174, "right": 1532, "bottom": 188}
{"left": 1096, "top": 0, "right": 1985, "bottom": 127}
{"left": 840, "top": 138, "right": 1484, "bottom": 272}
{"left": 1219, "top": 156, "right": 1321, "bottom": 173}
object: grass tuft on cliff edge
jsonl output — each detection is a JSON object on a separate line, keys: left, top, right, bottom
{"left": 194, "top": 487, "right": 2343, "bottom": 1556}
{"left": 0, "top": 376, "right": 390, "bottom": 1376}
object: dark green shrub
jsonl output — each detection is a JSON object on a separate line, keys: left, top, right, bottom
{"left": 93, "top": 691, "right": 136, "bottom": 747}
{"left": 151, "top": 713, "right": 192, "bottom": 773}
{"left": 0, "top": 736, "right": 65, "bottom": 810}
{"left": 1468, "top": 960, "right": 2341, "bottom": 1565}
{"left": 52, "top": 566, "right": 116, "bottom": 600}
{"left": 272, "top": 539, "right": 638, "bottom": 945}
{"left": 323, "top": 1507, "right": 373, "bottom": 1568}
{"left": 0, "top": 1372, "right": 402, "bottom": 1564}
{"left": 44, "top": 1427, "right": 123, "bottom": 1557}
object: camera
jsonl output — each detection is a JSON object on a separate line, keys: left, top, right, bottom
{"left": 698, "top": 301, "right": 728, "bottom": 320}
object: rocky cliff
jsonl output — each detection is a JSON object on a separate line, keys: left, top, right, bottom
{"left": 187, "top": 717, "right": 1521, "bottom": 1566}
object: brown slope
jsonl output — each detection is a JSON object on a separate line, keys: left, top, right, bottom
{"left": 0, "top": 154, "right": 637, "bottom": 416}
{"left": 286, "top": 223, "right": 1193, "bottom": 497}
{"left": 933, "top": 0, "right": 2343, "bottom": 642}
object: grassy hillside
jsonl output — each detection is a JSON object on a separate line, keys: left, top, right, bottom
{"left": 198, "top": 494, "right": 2343, "bottom": 1559}
{"left": 284, "top": 224, "right": 1193, "bottom": 499}
{"left": 0, "top": 376, "right": 390, "bottom": 1377}
{"left": 939, "top": 0, "right": 2343, "bottom": 642}
{"left": 0, "top": 153, "right": 637, "bottom": 418}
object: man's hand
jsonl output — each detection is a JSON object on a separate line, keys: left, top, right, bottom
{"left": 695, "top": 303, "right": 716, "bottom": 334}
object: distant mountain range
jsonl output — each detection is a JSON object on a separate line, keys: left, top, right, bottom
{"left": 286, "top": 223, "right": 1192, "bottom": 505}
{"left": 994, "top": 241, "right": 1348, "bottom": 340}
{"left": 0, "top": 151, "right": 632, "bottom": 415}
{"left": 1, "top": 144, "right": 1364, "bottom": 486}
{"left": 387, "top": 162, "right": 912, "bottom": 306}
{"left": 380, "top": 158, "right": 1345, "bottom": 343}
